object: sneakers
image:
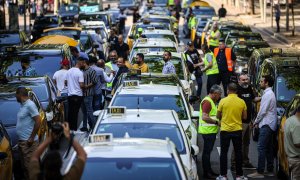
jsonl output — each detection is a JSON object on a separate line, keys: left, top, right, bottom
{"left": 264, "top": 171, "right": 275, "bottom": 177}
{"left": 236, "top": 176, "right": 248, "bottom": 180}
{"left": 243, "top": 163, "right": 256, "bottom": 169}
{"left": 216, "top": 175, "right": 227, "bottom": 180}
{"left": 247, "top": 172, "right": 264, "bottom": 178}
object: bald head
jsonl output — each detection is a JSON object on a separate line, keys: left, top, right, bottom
{"left": 97, "top": 59, "right": 105, "bottom": 68}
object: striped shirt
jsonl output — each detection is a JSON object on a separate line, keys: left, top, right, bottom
{"left": 83, "top": 67, "right": 98, "bottom": 96}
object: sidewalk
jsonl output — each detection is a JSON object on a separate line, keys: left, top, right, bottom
{"left": 207, "top": 0, "right": 300, "bottom": 49}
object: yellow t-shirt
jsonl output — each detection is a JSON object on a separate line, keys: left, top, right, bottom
{"left": 218, "top": 94, "right": 247, "bottom": 132}
{"left": 125, "top": 61, "right": 132, "bottom": 69}
{"left": 132, "top": 63, "right": 149, "bottom": 73}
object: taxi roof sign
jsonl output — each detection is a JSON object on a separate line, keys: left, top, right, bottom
{"left": 123, "top": 80, "right": 139, "bottom": 87}
{"left": 137, "top": 38, "right": 148, "bottom": 43}
{"left": 5, "top": 46, "right": 16, "bottom": 53}
{"left": 89, "top": 134, "right": 113, "bottom": 145}
{"left": 270, "top": 48, "right": 282, "bottom": 55}
{"left": 107, "top": 106, "right": 126, "bottom": 115}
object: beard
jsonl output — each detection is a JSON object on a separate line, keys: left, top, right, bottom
{"left": 240, "top": 84, "right": 249, "bottom": 88}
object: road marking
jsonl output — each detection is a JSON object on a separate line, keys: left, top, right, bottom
{"left": 217, "top": 147, "right": 221, "bottom": 155}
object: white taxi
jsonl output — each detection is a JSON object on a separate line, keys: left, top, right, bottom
{"left": 108, "top": 81, "right": 199, "bottom": 147}
{"left": 92, "top": 107, "right": 199, "bottom": 179}
{"left": 142, "top": 28, "right": 178, "bottom": 44}
{"left": 129, "top": 38, "right": 178, "bottom": 61}
{"left": 64, "top": 134, "right": 189, "bottom": 180}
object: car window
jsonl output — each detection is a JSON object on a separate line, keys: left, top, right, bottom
{"left": 0, "top": 33, "right": 21, "bottom": 45}
{"left": 0, "top": 100, "right": 20, "bottom": 126}
{"left": 48, "top": 78, "right": 57, "bottom": 101}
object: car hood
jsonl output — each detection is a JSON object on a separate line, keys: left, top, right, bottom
{"left": 60, "top": 12, "right": 78, "bottom": 17}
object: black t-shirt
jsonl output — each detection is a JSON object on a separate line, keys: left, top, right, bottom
{"left": 115, "top": 43, "right": 129, "bottom": 59}
{"left": 216, "top": 48, "right": 237, "bottom": 73}
{"left": 237, "top": 84, "right": 255, "bottom": 123}
{"left": 108, "top": 36, "right": 118, "bottom": 51}
{"left": 184, "top": 49, "right": 202, "bottom": 77}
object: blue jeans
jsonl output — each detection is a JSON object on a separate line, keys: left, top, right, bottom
{"left": 93, "top": 94, "right": 102, "bottom": 111}
{"left": 82, "top": 96, "right": 96, "bottom": 129}
{"left": 196, "top": 76, "right": 202, "bottom": 97}
{"left": 257, "top": 125, "right": 274, "bottom": 173}
{"left": 201, "top": 133, "right": 216, "bottom": 175}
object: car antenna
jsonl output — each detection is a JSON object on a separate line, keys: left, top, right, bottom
{"left": 137, "top": 96, "right": 140, "bottom": 117}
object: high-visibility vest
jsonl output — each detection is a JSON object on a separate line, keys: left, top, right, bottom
{"left": 214, "top": 47, "right": 234, "bottom": 72}
{"left": 198, "top": 96, "right": 219, "bottom": 134}
{"left": 188, "top": 16, "right": 196, "bottom": 29}
{"left": 105, "top": 62, "right": 113, "bottom": 88}
{"left": 168, "top": 0, "right": 174, "bottom": 6}
{"left": 209, "top": 30, "right": 220, "bottom": 47}
{"left": 203, "top": 52, "right": 219, "bottom": 75}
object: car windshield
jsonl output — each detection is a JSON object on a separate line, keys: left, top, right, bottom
{"left": 276, "top": 74, "right": 299, "bottom": 102}
{"left": 192, "top": 8, "right": 216, "bottom": 16}
{"left": 144, "top": 34, "right": 176, "bottom": 43}
{"left": 142, "top": 18, "right": 171, "bottom": 24}
{"left": 0, "top": 34, "right": 20, "bottom": 45}
{"left": 124, "top": 76, "right": 179, "bottom": 86}
{"left": 81, "top": 157, "right": 181, "bottom": 180}
{"left": 132, "top": 47, "right": 177, "bottom": 55}
{"left": 59, "top": 5, "right": 79, "bottom": 13}
{"left": 112, "top": 95, "right": 188, "bottom": 119}
{"left": 0, "top": 100, "right": 20, "bottom": 126}
{"left": 96, "top": 123, "right": 186, "bottom": 154}
{"left": 44, "top": 30, "right": 80, "bottom": 39}
{"left": 233, "top": 44, "right": 269, "bottom": 57}
{"left": 131, "top": 55, "right": 184, "bottom": 79}
{"left": 120, "top": 0, "right": 133, "bottom": 4}
{"left": 154, "top": 0, "right": 167, "bottom": 4}
{"left": 3, "top": 52, "right": 63, "bottom": 78}
{"left": 79, "top": 14, "right": 109, "bottom": 27}
{"left": 34, "top": 17, "right": 58, "bottom": 26}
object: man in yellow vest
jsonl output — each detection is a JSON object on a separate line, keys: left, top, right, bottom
{"left": 198, "top": 84, "right": 222, "bottom": 179}
{"left": 105, "top": 50, "right": 119, "bottom": 91}
{"left": 168, "top": 0, "right": 174, "bottom": 7}
{"left": 201, "top": 44, "right": 219, "bottom": 94}
{"left": 188, "top": 13, "right": 197, "bottom": 39}
{"left": 208, "top": 23, "right": 220, "bottom": 52}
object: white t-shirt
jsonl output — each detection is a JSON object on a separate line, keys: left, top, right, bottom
{"left": 53, "top": 69, "right": 68, "bottom": 93}
{"left": 66, "top": 67, "right": 84, "bottom": 96}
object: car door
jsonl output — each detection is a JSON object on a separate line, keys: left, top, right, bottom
{"left": 0, "top": 123, "right": 13, "bottom": 180}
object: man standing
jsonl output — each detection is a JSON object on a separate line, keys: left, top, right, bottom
{"left": 275, "top": 4, "right": 281, "bottom": 32}
{"left": 112, "top": 57, "right": 129, "bottom": 88}
{"left": 65, "top": 57, "right": 85, "bottom": 131}
{"left": 132, "top": 53, "right": 149, "bottom": 73}
{"left": 201, "top": 44, "right": 219, "bottom": 94}
{"left": 118, "top": 10, "right": 127, "bottom": 34}
{"left": 214, "top": 40, "right": 236, "bottom": 96}
{"left": 162, "top": 51, "right": 176, "bottom": 74}
{"left": 231, "top": 74, "right": 258, "bottom": 170}
{"left": 185, "top": 41, "right": 203, "bottom": 99}
{"left": 248, "top": 75, "right": 277, "bottom": 178}
{"left": 284, "top": 106, "right": 300, "bottom": 180}
{"left": 16, "top": 87, "right": 41, "bottom": 179}
{"left": 216, "top": 83, "right": 247, "bottom": 180}
{"left": 105, "top": 51, "right": 119, "bottom": 91}
{"left": 89, "top": 57, "right": 103, "bottom": 111}
{"left": 218, "top": 4, "right": 227, "bottom": 18}
{"left": 108, "top": 29, "right": 118, "bottom": 52}
{"left": 80, "top": 58, "right": 98, "bottom": 132}
{"left": 53, "top": 59, "right": 70, "bottom": 95}
{"left": 208, "top": 24, "right": 220, "bottom": 52}
{"left": 92, "top": 28, "right": 106, "bottom": 60}
{"left": 198, "top": 85, "right": 222, "bottom": 179}
{"left": 115, "top": 35, "right": 129, "bottom": 60}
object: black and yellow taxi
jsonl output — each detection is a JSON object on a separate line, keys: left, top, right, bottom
{"left": 253, "top": 55, "right": 300, "bottom": 111}
{"left": 277, "top": 94, "right": 300, "bottom": 179}
{"left": 0, "top": 121, "right": 13, "bottom": 180}
{"left": 0, "top": 30, "right": 29, "bottom": 52}
{"left": 232, "top": 40, "right": 270, "bottom": 74}
{"left": 219, "top": 24, "right": 252, "bottom": 39}
{"left": 42, "top": 27, "right": 82, "bottom": 40}
{"left": 1, "top": 44, "right": 73, "bottom": 78}
{"left": 225, "top": 30, "right": 263, "bottom": 47}
{"left": 31, "top": 14, "right": 59, "bottom": 41}
{"left": 248, "top": 48, "right": 300, "bottom": 87}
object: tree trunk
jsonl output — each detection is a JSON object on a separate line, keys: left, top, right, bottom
{"left": 0, "top": 0, "right": 5, "bottom": 29}
{"left": 9, "top": 1, "right": 19, "bottom": 30}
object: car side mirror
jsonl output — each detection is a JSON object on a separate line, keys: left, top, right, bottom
{"left": 128, "top": 35, "right": 134, "bottom": 39}
{"left": 56, "top": 96, "right": 68, "bottom": 103}
{"left": 0, "top": 152, "right": 8, "bottom": 160}
{"left": 191, "top": 111, "right": 199, "bottom": 120}
{"left": 191, "top": 145, "right": 199, "bottom": 156}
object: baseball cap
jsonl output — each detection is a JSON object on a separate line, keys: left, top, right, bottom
{"left": 60, "top": 59, "right": 70, "bottom": 66}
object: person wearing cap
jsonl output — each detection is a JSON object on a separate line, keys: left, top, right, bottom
{"left": 208, "top": 23, "right": 220, "bottom": 52}
{"left": 65, "top": 57, "right": 85, "bottom": 131}
{"left": 184, "top": 41, "right": 203, "bottom": 99}
{"left": 53, "top": 58, "right": 70, "bottom": 95}
{"left": 132, "top": 53, "right": 149, "bottom": 73}
{"left": 188, "top": 13, "right": 197, "bottom": 38}
{"left": 136, "top": 28, "right": 143, "bottom": 39}
{"left": 201, "top": 44, "right": 219, "bottom": 94}
{"left": 80, "top": 58, "right": 98, "bottom": 132}
{"left": 214, "top": 39, "right": 236, "bottom": 96}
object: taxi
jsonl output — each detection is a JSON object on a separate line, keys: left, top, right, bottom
{"left": 231, "top": 40, "right": 270, "bottom": 74}
{"left": 112, "top": 72, "right": 192, "bottom": 96}
{"left": 128, "top": 51, "right": 192, "bottom": 92}
{"left": 0, "top": 122, "right": 13, "bottom": 180}
{"left": 33, "top": 35, "right": 79, "bottom": 47}
{"left": 31, "top": 14, "right": 59, "bottom": 41}
{"left": 0, "top": 30, "right": 29, "bottom": 51}
{"left": 78, "top": 12, "right": 112, "bottom": 31}
{"left": 127, "top": 22, "right": 172, "bottom": 49}
{"left": 64, "top": 134, "right": 189, "bottom": 180}
{"left": 142, "top": 29, "right": 178, "bottom": 44}
{"left": 277, "top": 94, "right": 300, "bottom": 179}
{"left": 1, "top": 44, "right": 73, "bottom": 78}
{"left": 129, "top": 38, "right": 179, "bottom": 61}
{"left": 108, "top": 81, "right": 199, "bottom": 146}
{"left": 81, "top": 20, "right": 109, "bottom": 37}
{"left": 139, "top": 15, "right": 176, "bottom": 32}
{"left": 219, "top": 24, "right": 252, "bottom": 39}
{"left": 92, "top": 107, "right": 199, "bottom": 179}
{"left": 42, "top": 27, "right": 82, "bottom": 40}
{"left": 225, "top": 30, "right": 263, "bottom": 47}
